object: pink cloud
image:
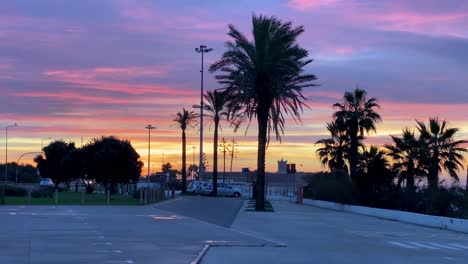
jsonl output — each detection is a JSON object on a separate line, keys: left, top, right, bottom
{"left": 287, "top": 0, "right": 339, "bottom": 10}
{"left": 43, "top": 67, "right": 196, "bottom": 96}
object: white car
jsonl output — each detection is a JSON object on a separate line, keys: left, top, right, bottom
{"left": 39, "top": 178, "right": 54, "bottom": 187}
{"left": 202, "top": 182, "right": 241, "bottom": 198}
{"left": 187, "top": 181, "right": 204, "bottom": 194}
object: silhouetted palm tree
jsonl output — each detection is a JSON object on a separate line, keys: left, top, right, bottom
{"left": 333, "top": 88, "right": 381, "bottom": 182}
{"left": 357, "top": 145, "right": 393, "bottom": 203}
{"left": 385, "top": 129, "right": 426, "bottom": 189}
{"left": 416, "top": 118, "right": 467, "bottom": 189}
{"left": 172, "top": 109, "right": 198, "bottom": 193}
{"left": 316, "top": 121, "right": 349, "bottom": 173}
{"left": 194, "top": 90, "right": 229, "bottom": 196}
{"left": 210, "top": 15, "right": 317, "bottom": 210}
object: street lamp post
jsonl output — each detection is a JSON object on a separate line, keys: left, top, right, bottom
{"left": 16, "top": 152, "right": 42, "bottom": 184}
{"left": 195, "top": 45, "right": 213, "bottom": 180}
{"left": 5, "top": 123, "right": 18, "bottom": 184}
{"left": 41, "top": 137, "right": 51, "bottom": 149}
{"left": 145, "top": 125, "right": 156, "bottom": 188}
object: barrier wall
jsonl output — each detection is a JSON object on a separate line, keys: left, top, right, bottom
{"left": 303, "top": 198, "right": 468, "bottom": 234}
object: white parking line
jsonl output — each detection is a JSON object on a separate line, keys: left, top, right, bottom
{"left": 93, "top": 242, "right": 113, "bottom": 246}
{"left": 389, "top": 242, "right": 419, "bottom": 249}
{"left": 448, "top": 243, "right": 468, "bottom": 249}
{"left": 428, "top": 243, "right": 461, "bottom": 250}
{"left": 104, "top": 260, "right": 134, "bottom": 263}
{"left": 406, "top": 242, "right": 439, "bottom": 249}
{"left": 96, "top": 250, "right": 122, "bottom": 253}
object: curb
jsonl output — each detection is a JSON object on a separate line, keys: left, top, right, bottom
{"left": 302, "top": 198, "right": 468, "bottom": 234}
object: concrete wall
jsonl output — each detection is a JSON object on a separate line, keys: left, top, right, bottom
{"left": 303, "top": 198, "right": 468, "bottom": 234}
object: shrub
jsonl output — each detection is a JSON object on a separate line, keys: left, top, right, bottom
{"left": 4, "top": 185, "right": 28, "bottom": 197}
{"left": 303, "top": 171, "right": 355, "bottom": 204}
{"left": 132, "top": 190, "right": 141, "bottom": 199}
{"left": 31, "top": 188, "right": 42, "bottom": 198}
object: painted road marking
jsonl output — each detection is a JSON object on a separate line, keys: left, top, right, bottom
{"left": 448, "top": 243, "right": 468, "bottom": 250}
{"left": 389, "top": 242, "right": 418, "bottom": 249}
{"left": 428, "top": 243, "right": 461, "bottom": 250}
{"left": 406, "top": 242, "right": 439, "bottom": 249}
{"left": 93, "top": 242, "right": 113, "bottom": 246}
{"left": 389, "top": 241, "right": 468, "bottom": 250}
{"left": 97, "top": 250, "right": 122, "bottom": 253}
{"left": 104, "top": 261, "right": 134, "bottom": 263}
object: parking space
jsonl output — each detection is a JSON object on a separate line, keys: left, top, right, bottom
{"left": 0, "top": 198, "right": 265, "bottom": 264}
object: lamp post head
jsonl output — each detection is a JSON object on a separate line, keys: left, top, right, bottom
{"left": 145, "top": 124, "right": 156, "bottom": 130}
{"left": 195, "top": 45, "right": 213, "bottom": 53}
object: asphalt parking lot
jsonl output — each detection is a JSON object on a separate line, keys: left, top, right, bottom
{"left": 0, "top": 197, "right": 265, "bottom": 264}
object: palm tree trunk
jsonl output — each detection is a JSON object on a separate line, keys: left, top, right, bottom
{"left": 212, "top": 117, "right": 219, "bottom": 196}
{"left": 349, "top": 133, "right": 358, "bottom": 182}
{"left": 182, "top": 129, "right": 187, "bottom": 193}
{"left": 256, "top": 112, "right": 268, "bottom": 211}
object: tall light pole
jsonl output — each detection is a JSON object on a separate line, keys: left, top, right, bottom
{"left": 145, "top": 124, "right": 156, "bottom": 188}
{"left": 5, "top": 123, "right": 18, "bottom": 184}
{"left": 195, "top": 45, "right": 213, "bottom": 180}
{"left": 41, "top": 137, "right": 51, "bottom": 149}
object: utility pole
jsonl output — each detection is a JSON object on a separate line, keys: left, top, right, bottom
{"left": 228, "top": 139, "right": 238, "bottom": 183}
{"left": 219, "top": 138, "right": 227, "bottom": 182}
{"left": 145, "top": 125, "right": 156, "bottom": 188}
{"left": 5, "top": 123, "right": 18, "bottom": 184}
{"left": 195, "top": 45, "right": 213, "bottom": 180}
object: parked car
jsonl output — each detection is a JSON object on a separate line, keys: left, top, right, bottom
{"left": 202, "top": 182, "right": 241, "bottom": 198}
{"left": 187, "top": 181, "right": 203, "bottom": 194}
{"left": 39, "top": 178, "right": 54, "bottom": 187}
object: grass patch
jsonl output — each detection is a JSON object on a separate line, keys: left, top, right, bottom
{"left": 4, "top": 191, "right": 140, "bottom": 206}
{"left": 245, "top": 199, "right": 274, "bottom": 212}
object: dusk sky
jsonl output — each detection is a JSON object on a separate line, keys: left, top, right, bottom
{"left": 1, "top": 0, "right": 467, "bottom": 181}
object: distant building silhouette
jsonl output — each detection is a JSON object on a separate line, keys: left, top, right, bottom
{"left": 277, "top": 158, "right": 287, "bottom": 174}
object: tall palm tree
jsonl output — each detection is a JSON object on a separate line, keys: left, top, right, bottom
{"left": 315, "top": 121, "right": 349, "bottom": 173}
{"left": 172, "top": 108, "right": 198, "bottom": 193}
{"left": 385, "top": 128, "right": 425, "bottom": 189}
{"left": 210, "top": 15, "right": 317, "bottom": 210}
{"left": 333, "top": 88, "right": 381, "bottom": 182}
{"left": 194, "top": 90, "right": 229, "bottom": 196}
{"left": 416, "top": 118, "right": 467, "bottom": 189}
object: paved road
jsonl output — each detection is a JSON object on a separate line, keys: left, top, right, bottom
{"left": 154, "top": 196, "right": 245, "bottom": 227}
{"left": 0, "top": 197, "right": 263, "bottom": 264}
{"left": 202, "top": 201, "right": 468, "bottom": 264}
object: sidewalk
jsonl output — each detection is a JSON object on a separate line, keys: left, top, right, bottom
{"left": 201, "top": 201, "right": 468, "bottom": 264}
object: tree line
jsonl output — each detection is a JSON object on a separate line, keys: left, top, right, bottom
{"left": 311, "top": 89, "right": 467, "bottom": 217}
{"left": 34, "top": 136, "right": 142, "bottom": 193}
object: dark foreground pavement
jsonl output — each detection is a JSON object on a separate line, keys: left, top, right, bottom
{"left": 0, "top": 197, "right": 264, "bottom": 264}
{"left": 153, "top": 196, "right": 245, "bottom": 227}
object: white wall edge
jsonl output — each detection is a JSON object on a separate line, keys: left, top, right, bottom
{"left": 302, "top": 198, "right": 468, "bottom": 233}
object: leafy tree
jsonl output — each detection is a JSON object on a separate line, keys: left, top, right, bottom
{"left": 34, "top": 140, "right": 76, "bottom": 189}
{"left": 162, "top": 162, "right": 173, "bottom": 173}
{"left": 172, "top": 108, "right": 198, "bottom": 193}
{"left": 385, "top": 129, "right": 426, "bottom": 189}
{"left": 416, "top": 118, "right": 467, "bottom": 189}
{"left": 333, "top": 88, "right": 381, "bottom": 182}
{"left": 209, "top": 15, "right": 317, "bottom": 210}
{"left": 83, "top": 136, "right": 142, "bottom": 193}
{"left": 194, "top": 90, "right": 229, "bottom": 196}
{"left": 316, "top": 121, "right": 350, "bottom": 173}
